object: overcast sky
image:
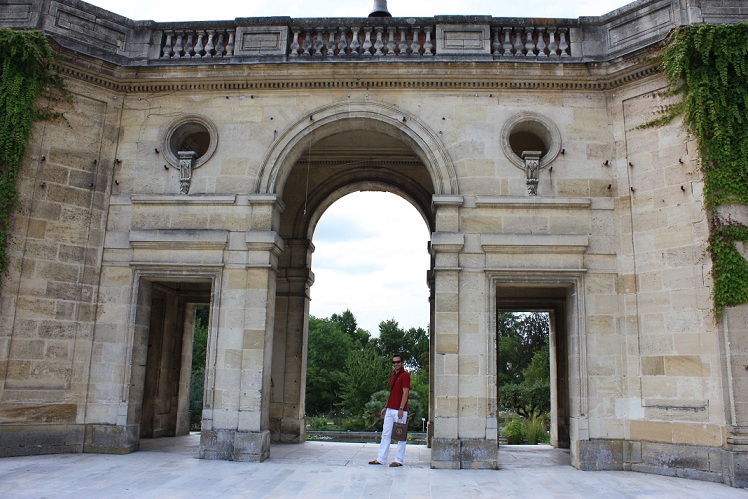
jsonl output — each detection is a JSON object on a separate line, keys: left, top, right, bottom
{"left": 83, "top": 0, "right": 633, "bottom": 334}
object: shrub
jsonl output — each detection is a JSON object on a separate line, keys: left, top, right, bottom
{"left": 525, "top": 416, "right": 549, "bottom": 445}
{"left": 501, "top": 418, "right": 525, "bottom": 444}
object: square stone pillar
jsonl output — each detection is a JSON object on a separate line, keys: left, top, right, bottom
{"left": 200, "top": 195, "right": 284, "bottom": 462}
{"left": 429, "top": 195, "right": 496, "bottom": 468}
{"left": 270, "top": 238, "right": 313, "bottom": 443}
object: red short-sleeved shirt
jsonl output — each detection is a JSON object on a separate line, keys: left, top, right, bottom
{"left": 386, "top": 370, "right": 411, "bottom": 411}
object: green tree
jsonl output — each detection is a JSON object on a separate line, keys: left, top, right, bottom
{"left": 189, "top": 306, "right": 209, "bottom": 429}
{"left": 331, "top": 309, "right": 371, "bottom": 348}
{"left": 406, "top": 326, "right": 429, "bottom": 372}
{"left": 375, "top": 319, "right": 429, "bottom": 371}
{"left": 497, "top": 312, "right": 551, "bottom": 417}
{"left": 337, "top": 347, "right": 389, "bottom": 415}
{"left": 305, "top": 316, "right": 352, "bottom": 414}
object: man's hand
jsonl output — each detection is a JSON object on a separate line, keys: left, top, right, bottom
{"left": 397, "top": 408, "right": 404, "bottom": 419}
{"left": 380, "top": 408, "right": 386, "bottom": 419}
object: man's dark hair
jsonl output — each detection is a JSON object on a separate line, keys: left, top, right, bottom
{"left": 392, "top": 353, "right": 403, "bottom": 361}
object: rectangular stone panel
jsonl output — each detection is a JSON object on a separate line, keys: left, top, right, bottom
{"left": 49, "top": 1, "right": 128, "bottom": 51}
{"left": 608, "top": 1, "right": 673, "bottom": 49}
{"left": 234, "top": 27, "right": 287, "bottom": 56}
{"left": 435, "top": 25, "right": 490, "bottom": 55}
{"left": 2, "top": 1, "right": 34, "bottom": 23}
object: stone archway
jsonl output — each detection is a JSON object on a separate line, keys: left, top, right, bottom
{"left": 259, "top": 102, "right": 459, "bottom": 447}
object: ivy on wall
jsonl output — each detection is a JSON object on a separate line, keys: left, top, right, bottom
{"left": 0, "top": 29, "right": 62, "bottom": 276}
{"left": 654, "top": 23, "right": 748, "bottom": 314}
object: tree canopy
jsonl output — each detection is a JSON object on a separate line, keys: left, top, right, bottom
{"left": 305, "top": 310, "right": 429, "bottom": 430}
{"left": 497, "top": 312, "right": 551, "bottom": 417}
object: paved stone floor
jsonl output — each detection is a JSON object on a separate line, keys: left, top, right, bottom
{"left": 0, "top": 433, "right": 746, "bottom": 498}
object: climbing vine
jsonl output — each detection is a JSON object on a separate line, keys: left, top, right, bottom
{"left": 653, "top": 23, "right": 748, "bottom": 314}
{"left": 0, "top": 29, "right": 62, "bottom": 277}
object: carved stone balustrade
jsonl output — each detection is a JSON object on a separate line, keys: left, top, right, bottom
{"left": 289, "top": 25, "right": 435, "bottom": 57}
{"left": 491, "top": 26, "right": 570, "bottom": 58}
{"left": 155, "top": 21, "right": 577, "bottom": 61}
{"left": 161, "top": 29, "right": 236, "bottom": 58}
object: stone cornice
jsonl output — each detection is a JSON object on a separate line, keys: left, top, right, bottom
{"left": 53, "top": 45, "right": 664, "bottom": 94}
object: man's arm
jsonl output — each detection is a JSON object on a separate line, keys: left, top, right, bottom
{"left": 397, "top": 388, "right": 410, "bottom": 419}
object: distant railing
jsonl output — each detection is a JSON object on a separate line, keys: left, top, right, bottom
{"left": 158, "top": 24, "right": 573, "bottom": 60}
{"left": 289, "top": 26, "right": 435, "bottom": 57}
{"left": 491, "top": 27, "right": 570, "bottom": 58}
{"left": 161, "top": 29, "right": 235, "bottom": 58}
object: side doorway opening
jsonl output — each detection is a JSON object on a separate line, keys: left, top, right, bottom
{"left": 128, "top": 278, "right": 212, "bottom": 448}
{"left": 496, "top": 286, "right": 571, "bottom": 454}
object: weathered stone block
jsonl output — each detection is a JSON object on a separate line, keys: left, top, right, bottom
{"left": 460, "top": 439, "right": 498, "bottom": 469}
{"left": 578, "top": 439, "right": 624, "bottom": 470}
{"left": 83, "top": 423, "right": 138, "bottom": 454}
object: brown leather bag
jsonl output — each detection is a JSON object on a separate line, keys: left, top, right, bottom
{"left": 392, "top": 421, "right": 408, "bottom": 441}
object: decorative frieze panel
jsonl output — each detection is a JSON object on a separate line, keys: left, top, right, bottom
{"left": 436, "top": 25, "right": 490, "bottom": 55}
{"left": 234, "top": 26, "right": 288, "bottom": 56}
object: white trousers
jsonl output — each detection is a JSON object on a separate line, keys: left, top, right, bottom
{"left": 377, "top": 408, "right": 407, "bottom": 464}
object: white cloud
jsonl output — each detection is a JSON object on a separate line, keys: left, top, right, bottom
{"left": 310, "top": 193, "right": 430, "bottom": 335}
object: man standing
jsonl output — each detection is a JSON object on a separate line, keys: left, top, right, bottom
{"left": 369, "top": 353, "right": 410, "bottom": 467}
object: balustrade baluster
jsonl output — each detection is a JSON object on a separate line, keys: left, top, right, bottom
{"left": 301, "top": 29, "right": 312, "bottom": 57}
{"left": 290, "top": 29, "right": 300, "bottom": 57}
{"left": 386, "top": 27, "right": 396, "bottom": 56}
{"left": 173, "top": 32, "right": 184, "bottom": 58}
{"left": 410, "top": 27, "right": 421, "bottom": 56}
{"left": 513, "top": 29, "right": 523, "bottom": 56}
{"left": 350, "top": 28, "right": 361, "bottom": 56}
{"left": 525, "top": 28, "right": 535, "bottom": 57}
{"left": 423, "top": 27, "right": 433, "bottom": 56}
{"left": 398, "top": 29, "right": 409, "bottom": 56}
{"left": 225, "top": 32, "right": 234, "bottom": 57}
{"left": 313, "top": 28, "right": 324, "bottom": 57}
{"left": 194, "top": 32, "right": 205, "bottom": 58}
{"left": 536, "top": 28, "right": 547, "bottom": 57}
{"left": 162, "top": 31, "right": 174, "bottom": 58}
{"left": 502, "top": 28, "right": 512, "bottom": 56}
{"left": 215, "top": 32, "right": 225, "bottom": 57}
{"left": 205, "top": 30, "right": 215, "bottom": 57}
{"left": 558, "top": 28, "right": 569, "bottom": 57}
{"left": 491, "top": 28, "right": 500, "bottom": 56}
{"left": 363, "top": 28, "right": 373, "bottom": 56}
{"left": 184, "top": 33, "right": 194, "bottom": 58}
{"left": 326, "top": 30, "right": 336, "bottom": 56}
{"left": 336, "top": 28, "right": 347, "bottom": 56}
{"left": 547, "top": 28, "right": 558, "bottom": 57}
{"left": 373, "top": 28, "right": 385, "bottom": 56}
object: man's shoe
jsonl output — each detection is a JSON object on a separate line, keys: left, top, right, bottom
{"left": 368, "top": 460, "right": 382, "bottom": 465}
{"left": 389, "top": 462, "right": 403, "bottom": 467}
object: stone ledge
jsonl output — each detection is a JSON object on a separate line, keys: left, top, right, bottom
{"left": 475, "top": 196, "right": 591, "bottom": 209}
{"left": 481, "top": 233, "right": 589, "bottom": 253}
{"left": 129, "top": 230, "right": 229, "bottom": 250}
{"left": 131, "top": 194, "right": 237, "bottom": 205}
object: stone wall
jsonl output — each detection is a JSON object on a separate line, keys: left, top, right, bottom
{"left": 1, "top": 0, "right": 748, "bottom": 487}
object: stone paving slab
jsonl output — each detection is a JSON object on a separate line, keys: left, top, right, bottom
{"left": 0, "top": 434, "right": 746, "bottom": 498}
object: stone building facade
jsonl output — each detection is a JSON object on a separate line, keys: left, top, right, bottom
{"left": 1, "top": 0, "right": 747, "bottom": 487}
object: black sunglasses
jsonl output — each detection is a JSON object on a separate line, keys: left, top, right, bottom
{"left": 392, "top": 360, "right": 402, "bottom": 364}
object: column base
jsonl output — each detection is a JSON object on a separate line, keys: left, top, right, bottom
{"left": 200, "top": 429, "right": 270, "bottom": 462}
{"left": 430, "top": 438, "right": 498, "bottom": 469}
{"left": 84, "top": 424, "right": 139, "bottom": 454}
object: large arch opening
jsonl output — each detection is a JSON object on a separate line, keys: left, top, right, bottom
{"left": 267, "top": 114, "right": 443, "bottom": 445}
